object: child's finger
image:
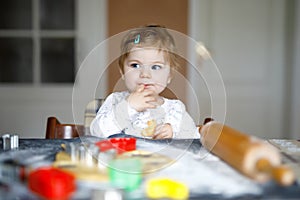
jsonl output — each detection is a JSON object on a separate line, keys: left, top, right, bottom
{"left": 136, "top": 85, "right": 145, "bottom": 92}
{"left": 152, "top": 133, "right": 162, "bottom": 139}
{"left": 155, "top": 124, "right": 164, "bottom": 133}
{"left": 152, "top": 126, "right": 166, "bottom": 139}
{"left": 153, "top": 124, "right": 173, "bottom": 139}
{"left": 145, "top": 96, "right": 157, "bottom": 103}
{"left": 143, "top": 89, "right": 157, "bottom": 97}
{"left": 152, "top": 132, "right": 169, "bottom": 139}
{"left": 144, "top": 103, "right": 157, "bottom": 109}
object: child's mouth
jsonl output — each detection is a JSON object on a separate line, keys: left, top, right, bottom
{"left": 143, "top": 84, "right": 153, "bottom": 88}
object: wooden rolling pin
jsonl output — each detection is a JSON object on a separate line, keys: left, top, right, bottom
{"left": 199, "top": 119, "right": 295, "bottom": 186}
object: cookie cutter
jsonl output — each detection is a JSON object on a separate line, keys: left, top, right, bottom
{"left": 2, "top": 133, "right": 19, "bottom": 150}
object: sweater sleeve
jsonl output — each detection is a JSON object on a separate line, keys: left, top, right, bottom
{"left": 90, "top": 93, "right": 131, "bottom": 137}
{"left": 178, "top": 110, "right": 200, "bottom": 139}
{"left": 164, "top": 99, "right": 200, "bottom": 139}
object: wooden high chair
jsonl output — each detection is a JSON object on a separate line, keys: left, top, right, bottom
{"left": 84, "top": 98, "right": 105, "bottom": 134}
{"left": 45, "top": 116, "right": 84, "bottom": 139}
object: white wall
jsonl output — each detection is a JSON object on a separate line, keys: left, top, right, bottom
{"left": 290, "top": 0, "right": 300, "bottom": 139}
{"left": 0, "top": 0, "right": 299, "bottom": 139}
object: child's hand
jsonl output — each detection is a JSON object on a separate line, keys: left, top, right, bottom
{"left": 127, "top": 85, "right": 159, "bottom": 112}
{"left": 152, "top": 123, "right": 173, "bottom": 139}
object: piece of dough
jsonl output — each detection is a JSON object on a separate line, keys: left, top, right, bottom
{"left": 141, "top": 120, "right": 157, "bottom": 137}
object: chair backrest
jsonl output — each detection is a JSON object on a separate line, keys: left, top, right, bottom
{"left": 45, "top": 116, "right": 84, "bottom": 139}
{"left": 84, "top": 98, "right": 105, "bottom": 134}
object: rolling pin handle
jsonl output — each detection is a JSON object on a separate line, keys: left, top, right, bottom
{"left": 204, "top": 117, "right": 214, "bottom": 125}
{"left": 198, "top": 117, "right": 214, "bottom": 134}
{"left": 272, "top": 165, "right": 295, "bottom": 186}
{"left": 256, "top": 159, "right": 295, "bottom": 186}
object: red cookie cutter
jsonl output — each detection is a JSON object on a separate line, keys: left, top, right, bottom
{"left": 28, "top": 167, "right": 76, "bottom": 199}
{"left": 96, "top": 138, "right": 136, "bottom": 154}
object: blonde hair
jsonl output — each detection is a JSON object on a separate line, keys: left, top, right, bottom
{"left": 118, "top": 25, "right": 179, "bottom": 73}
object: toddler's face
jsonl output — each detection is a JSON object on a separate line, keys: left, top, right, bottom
{"left": 123, "top": 47, "right": 171, "bottom": 94}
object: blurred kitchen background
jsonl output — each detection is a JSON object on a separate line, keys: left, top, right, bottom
{"left": 0, "top": 0, "right": 299, "bottom": 139}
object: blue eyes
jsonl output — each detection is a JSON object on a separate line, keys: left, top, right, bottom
{"left": 151, "top": 65, "right": 162, "bottom": 70}
{"left": 130, "top": 63, "right": 163, "bottom": 70}
{"left": 130, "top": 63, "right": 141, "bottom": 68}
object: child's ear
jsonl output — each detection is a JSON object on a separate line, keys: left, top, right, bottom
{"left": 119, "top": 68, "right": 125, "bottom": 80}
{"left": 167, "top": 76, "right": 172, "bottom": 84}
{"left": 167, "top": 68, "right": 174, "bottom": 84}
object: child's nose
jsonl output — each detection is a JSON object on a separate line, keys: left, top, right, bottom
{"left": 140, "top": 67, "right": 151, "bottom": 78}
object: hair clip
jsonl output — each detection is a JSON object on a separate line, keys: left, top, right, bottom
{"left": 134, "top": 34, "right": 140, "bottom": 44}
